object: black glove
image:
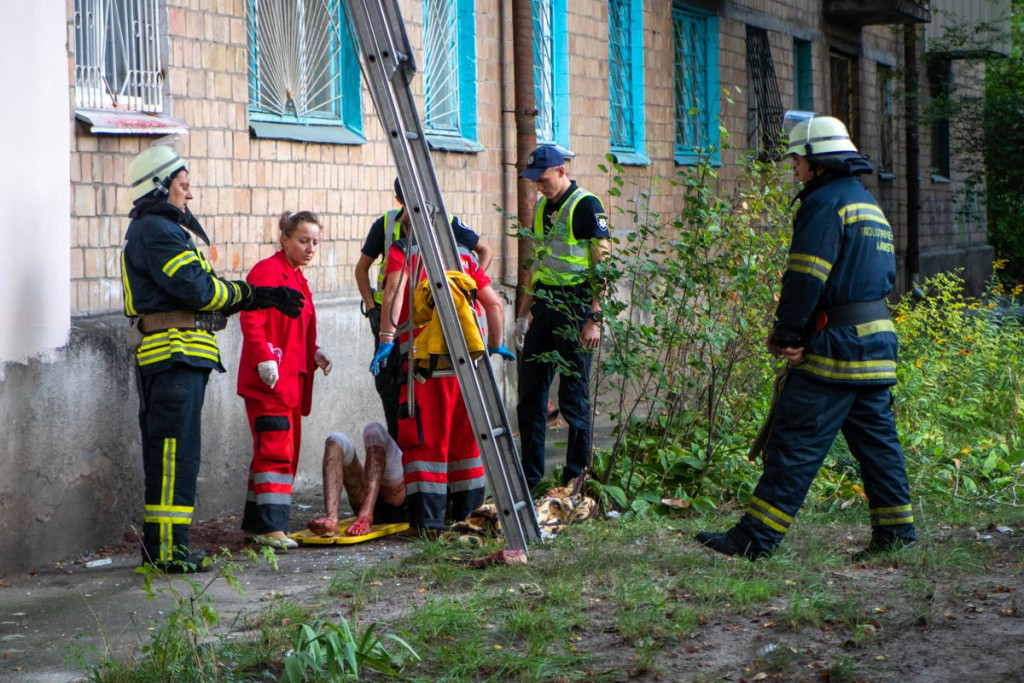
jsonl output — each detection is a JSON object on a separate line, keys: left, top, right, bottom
{"left": 366, "top": 305, "right": 382, "bottom": 337}
{"left": 246, "top": 285, "right": 305, "bottom": 318}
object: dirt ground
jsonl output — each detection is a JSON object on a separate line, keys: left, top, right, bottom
{"left": 2, "top": 496, "right": 1022, "bottom": 682}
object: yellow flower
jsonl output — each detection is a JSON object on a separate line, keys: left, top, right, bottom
{"left": 960, "top": 446, "right": 971, "bottom": 454}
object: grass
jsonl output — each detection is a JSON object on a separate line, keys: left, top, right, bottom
{"left": 79, "top": 501, "right": 1024, "bottom": 682}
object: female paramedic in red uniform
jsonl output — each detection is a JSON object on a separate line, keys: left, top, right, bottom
{"left": 370, "top": 210, "right": 515, "bottom": 536}
{"left": 237, "top": 211, "right": 333, "bottom": 549}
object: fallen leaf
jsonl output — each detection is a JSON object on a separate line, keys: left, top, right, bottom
{"left": 753, "top": 673, "right": 768, "bottom": 681}
{"left": 661, "top": 498, "right": 690, "bottom": 509}
{"left": 874, "top": 607, "right": 887, "bottom": 614}
{"left": 763, "top": 621, "right": 776, "bottom": 628}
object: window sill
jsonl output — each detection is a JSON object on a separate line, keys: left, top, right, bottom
{"left": 75, "top": 109, "right": 189, "bottom": 135}
{"left": 930, "top": 174, "right": 951, "bottom": 184}
{"left": 610, "top": 151, "right": 652, "bottom": 167}
{"left": 878, "top": 172, "right": 896, "bottom": 182}
{"left": 426, "top": 134, "right": 483, "bottom": 153}
{"left": 249, "top": 120, "right": 365, "bottom": 145}
{"left": 674, "top": 154, "right": 722, "bottom": 168}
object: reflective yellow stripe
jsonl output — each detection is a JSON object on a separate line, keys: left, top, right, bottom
{"left": 746, "top": 496, "right": 793, "bottom": 534}
{"left": 839, "top": 203, "right": 891, "bottom": 228}
{"left": 121, "top": 252, "right": 137, "bottom": 316}
{"left": 136, "top": 330, "right": 220, "bottom": 366}
{"left": 786, "top": 253, "right": 831, "bottom": 282}
{"left": 163, "top": 250, "right": 200, "bottom": 277}
{"left": 800, "top": 354, "right": 896, "bottom": 381}
{"left": 144, "top": 505, "right": 194, "bottom": 524}
{"left": 870, "top": 504, "right": 914, "bottom": 526}
{"left": 200, "top": 278, "right": 230, "bottom": 310}
{"left": 161, "top": 438, "right": 176, "bottom": 506}
{"left": 855, "top": 319, "right": 896, "bottom": 337}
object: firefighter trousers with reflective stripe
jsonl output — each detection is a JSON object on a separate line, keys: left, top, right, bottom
{"left": 733, "top": 372, "right": 916, "bottom": 556}
{"left": 138, "top": 364, "right": 210, "bottom": 564}
{"left": 398, "top": 375, "right": 485, "bottom": 530}
{"left": 241, "top": 396, "right": 301, "bottom": 534}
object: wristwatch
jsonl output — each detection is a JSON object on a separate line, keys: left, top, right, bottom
{"left": 586, "top": 310, "right": 603, "bottom": 323}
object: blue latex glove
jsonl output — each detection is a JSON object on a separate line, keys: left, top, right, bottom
{"left": 488, "top": 343, "right": 516, "bottom": 361}
{"left": 370, "top": 342, "right": 395, "bottom": 375}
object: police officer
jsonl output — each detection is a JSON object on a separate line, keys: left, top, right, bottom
{"left": 353, "top": 177, "right": 492, "bottom": 439}
{"left": 696, "top": 113, "right": 917, "bottom": 561}
{"left": 122, "top": 141, "right": 304, "bottom": 573}
{"left": 516, "top": 146, "right": 610, "bottom": 490}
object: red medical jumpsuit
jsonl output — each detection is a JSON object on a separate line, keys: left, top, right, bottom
{"left": 385, "top": 243, "right": 487, "bottom": 531}
{"left": 237, "top": 250, "right": 318, "bottom": 534}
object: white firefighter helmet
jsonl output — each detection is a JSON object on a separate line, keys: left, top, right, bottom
{"left": 782, "top": 111, "right": 859, "bottom": 158}
{"left": 127, "top": 138, "right": 187, "bottom": 201}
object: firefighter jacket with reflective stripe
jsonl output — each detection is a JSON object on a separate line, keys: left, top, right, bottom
{"left": 121, "top": 201, "right": 248, "bottom": 375}
{"left": 236, "top": 250, "right": 319, "bottom": 415}
{"left": 532, "top": 185, "right": 600, "bottom": 286}
{"left": 775, "top": 172, "right": 898, "bottom": 385}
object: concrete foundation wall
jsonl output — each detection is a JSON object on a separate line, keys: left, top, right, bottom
{"left": 0, "top": 300, "right": 515, "bottom": 576}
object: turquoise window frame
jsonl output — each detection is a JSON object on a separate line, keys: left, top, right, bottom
{"left": 608, "top": 0, "right": 649, "bottom": 166}
{"left": 794, "top": 38, "right": 814, "bottom": 111}
{"left": 533, "top": 0, "right": 570, "bottom": 151}
{"left": 246, "top": 0, "right": 363, "bottom": 144}
{"left": 423, "top": 0, "right": 482, "bottom": 153}
{"left": 672, "top": 3, "right": 720, "bottom": 166}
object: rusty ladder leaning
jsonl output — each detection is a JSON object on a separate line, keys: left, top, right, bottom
{"left": 341, "top": 0, "right": 540, "bottom": 553}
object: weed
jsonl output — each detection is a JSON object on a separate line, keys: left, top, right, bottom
{"left": 280, "top": 616, "right": 420, "bottom": 681}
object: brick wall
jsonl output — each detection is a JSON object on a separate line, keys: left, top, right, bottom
{"left": 67, "top": 0, "right": 990, "bottom": 317}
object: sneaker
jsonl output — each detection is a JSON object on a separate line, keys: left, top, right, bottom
{"left": 695, "top": 531, "right": 771, "bottom": 561}
{"left": 142, "top": 548, "right": 211, "bottom": 574}
{"left": 852, "top": 536, "right": 916, "bottom": 562}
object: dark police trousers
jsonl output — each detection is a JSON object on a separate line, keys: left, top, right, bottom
{"left": 517, "top": 288, "right": 593, "bottom": 489}
{"left": 138, "top": 365, "right": 210, "bottom": 564}
{"left": 733, "top": 371, "right": 916, "bottom": 556}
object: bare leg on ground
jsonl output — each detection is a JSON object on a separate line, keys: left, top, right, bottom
{"left": 307, "top": 433, "right": 363, "bottom": 535}
{"left": 346, "top": 423, "right": 406, "bottom": 536}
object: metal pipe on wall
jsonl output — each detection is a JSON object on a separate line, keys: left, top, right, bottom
{"left": 511, "top": 0, "right": 537, "bottom": 312}
{"left": 904, "top": 23, "right": 921, "bottom": 292}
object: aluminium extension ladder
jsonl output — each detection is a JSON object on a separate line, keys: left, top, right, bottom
{"left": 341, "top": 0, "right": 541, "bottom": 553}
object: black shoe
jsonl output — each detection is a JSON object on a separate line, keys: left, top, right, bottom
{"left": 695, "top": 531, "right": 771, "bottom": 561}
{"left": 852, "top": 536, "right": 916, "bottom": 562}
{"left": 142, "top": 548, "right": 211, "bottom": 574}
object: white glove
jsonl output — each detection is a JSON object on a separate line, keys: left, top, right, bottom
{"left": 514, "top": 317, "right": 530, "bottom": 351}
{"left": 315, "top": 349, "right": 333, "bottom": 376}
{"left": 257, "top": 360, "right": 279, "bottom": 389}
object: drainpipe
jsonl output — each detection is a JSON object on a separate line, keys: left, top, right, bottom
{"left": 904, "top": 23, "right": 921, "bottom": 294}
{"left": 511, "top": 0, "right": 537, "bottom": 312}
{"left": 498, "top": 0, "right": 510, "bottom": 284}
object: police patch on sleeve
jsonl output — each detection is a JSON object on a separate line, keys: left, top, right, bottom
{"left": 596, "top": 214, "right": 609, "bottom": 232}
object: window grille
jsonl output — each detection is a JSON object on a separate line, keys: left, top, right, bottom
{"left": 829, "top": 51, "right": 855, "bottom": 133}
{"left": 73, "top": 0, "right": 163, "bottom": 112}
{"left": 608, "top": 0, "right": 634, "bottom": 150}
{"left": 424, "top": 0, "right": 461, "bottom": 135}
{"left": 746, "top": 27, "right": 784, "bottom": 158}
{"left": 533, "top": 0, "right": 555, "bottom": 144}
{"left": 247, "top": 0, "right": 354, "bottom": 123}
{"left": 673, "top": 6, "right": 708, "bottom": 155}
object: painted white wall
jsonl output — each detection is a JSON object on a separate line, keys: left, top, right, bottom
{"left": 0, "top": 4, "right": 71, "bottom": 362}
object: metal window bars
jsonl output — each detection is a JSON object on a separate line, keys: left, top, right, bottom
{"left": 73, "top": 0, "right": 163, "bottom": 112}
{"left": 246, "top": 0, "right": 346, "bottom": 119}
{"left": 673, "top": 7, "right": 708, "bottom": 153}
{"left": 746, "top": 26, "right": 784, "bottom": 159}
{"left": 608, "top": 0, "right": 634, "bottom": 151}
{"left": 423, "top": 0, "right": 461, "bottom": 135}
{"left": 532, "top": 0, "right": 555, "bottom": 143}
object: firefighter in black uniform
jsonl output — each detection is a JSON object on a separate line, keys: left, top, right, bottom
{"left": 696, "top": 113, "right": 917, "bottom": 561}
{"left": 122, "top": 141, "right": 304, "bottom": 573}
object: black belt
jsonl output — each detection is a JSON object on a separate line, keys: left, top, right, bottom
{"left": 817, "top": 299, "right": 890, "bottom": 329}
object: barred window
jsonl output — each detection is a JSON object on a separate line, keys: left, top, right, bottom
{"left": 423, "top": 0, "right": 481, "bottom": 152}
{"left": 608, "top": 0, "right": 648, "bottom": 165}
{"left": 746, "top": 26, "right": 783, "bottom": 159}
{"left": 532, "top": 0, "right": 568, "bottom": 149}
{"left": 73, "top": 0, "right": 164, "bottom": 113}
{"left": 672, "top": 3, "right": 720, "bottom": 165}
{"left": 878, "top": 64, "right": 895, "bottom": 177}
{"left": 246, "top": 0, "right": 362, "bottom": 142}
